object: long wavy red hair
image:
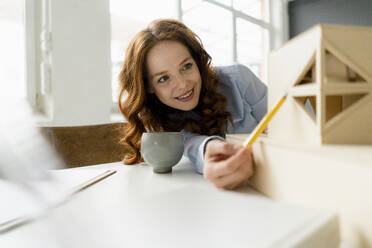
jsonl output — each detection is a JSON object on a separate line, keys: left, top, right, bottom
{"left": 118, "top": 19, "right": 232, "bottom": 164}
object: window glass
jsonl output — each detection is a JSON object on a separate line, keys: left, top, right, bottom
{"left": 182, "top": 1, "right": 233, "bottom": 66}
{"left": 236, "top": 17, "right": 269, "bottom": 81}
{"left": 233, "top": 0, "right": 265, "bottom": 21}
{"left": 110, "top": 0, "right": 177, "bottom": 102}
{"left": 214, "top": 0, "right": 232, "bottom": 7}
{"left": 0, "top": 0, "right": 25, "bottom": 97}
{"left": 182, "top": 0, "right": 202, "bottom": 11}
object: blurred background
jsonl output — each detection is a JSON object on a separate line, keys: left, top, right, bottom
{"left": 1, "top": 0, "right": 372, "bottom": 126}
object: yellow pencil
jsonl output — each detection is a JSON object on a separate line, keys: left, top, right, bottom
{"left": 243, "top": 94, "right": 288, "bottom": 147}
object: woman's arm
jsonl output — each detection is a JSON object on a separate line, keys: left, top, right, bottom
{"left": 183, "top": 65, "right": 265, "bottom": 188}
{"left": 181, "top": 129, "right": 224, "bottom": 174}
{"left": 198, "top": 64, "right": 265, "bottom": 189}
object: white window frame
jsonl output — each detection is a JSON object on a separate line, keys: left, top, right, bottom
{"left": 25, "top": 0, "right": 38, "bottom": 109}
{"left": 183, "top": 0, "right": 272, "bottom": 59}
{"left": 25, "top": 0, "right": 63, "bottom": 120}
{"left": 25, "top": 0, "right": 49, "bottom": 114}
{"left": 180, "top": 0, "right": 272, "bottom": 75}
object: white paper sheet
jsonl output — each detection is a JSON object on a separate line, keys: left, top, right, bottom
{"left": 0, "top": 169, "right": 116, "bottom": 231}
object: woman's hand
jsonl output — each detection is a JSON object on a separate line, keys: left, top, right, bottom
{"left": 203, "top": 139, "right": 254, "bottom": 190}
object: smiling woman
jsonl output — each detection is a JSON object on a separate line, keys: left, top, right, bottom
{"left": 118, "top": 19, "right": 267, "bottom": 190}
{"left": 119, "top": 19, "right": 232, "bottom": 161}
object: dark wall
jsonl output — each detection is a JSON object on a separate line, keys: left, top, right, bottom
{"left": 288, "top": 0, "right": 372, "bottom": 38}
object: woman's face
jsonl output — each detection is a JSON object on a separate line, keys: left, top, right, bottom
{"left": 145, "top": 40, "right": 202, "bottom": 111}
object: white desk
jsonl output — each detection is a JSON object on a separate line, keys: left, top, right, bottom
{"left": 0, "top": 157, "right": 339, "bottom": 248}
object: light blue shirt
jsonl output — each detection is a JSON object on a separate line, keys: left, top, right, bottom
{"left": 182, "top": 64, "right": 268, "bottom": 174}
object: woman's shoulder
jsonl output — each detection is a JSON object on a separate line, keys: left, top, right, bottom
{"left": 214, "top": 63, "right": 248, "bottom": 74}
{"left": 214, "top": 63, "right": 267, "bottom": 106}
{"left": 214, "top": 63, "right": 245, "bottom": 80}
{"left": 214, "top": 64, "right": 260, "bottom": 92}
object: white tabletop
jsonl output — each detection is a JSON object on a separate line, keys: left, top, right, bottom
{"left": 0, "top": 157, "right": 339, "bottom": 248}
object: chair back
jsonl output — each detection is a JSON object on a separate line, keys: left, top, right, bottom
{"left": 41, "top": 122, "right": 128, "bottom": 167}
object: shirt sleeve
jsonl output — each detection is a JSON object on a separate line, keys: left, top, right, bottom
{"left": 181, "top": 129, "right": 224, "bottom": 174}
{"left": 237, "top": 64, "right": 268, "bottom": 123}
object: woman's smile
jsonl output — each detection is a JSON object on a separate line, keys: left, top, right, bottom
{"left": 175, "top": 88, "right": 194, "bottom": 102}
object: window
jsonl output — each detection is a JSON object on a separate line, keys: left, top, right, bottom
{"left": 0, "top": 0, "right": 26, "bottom": 98}
{"left": 183, "top": 1, "right": 234, "bottom": 65}
{"left": 181, "top": 0, "right": 270, "bottom": 81}
{"left": 236, "top": 17, "right": 269, "bottom": 78}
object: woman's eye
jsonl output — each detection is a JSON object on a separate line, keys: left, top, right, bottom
{"left": 158, "top": 75, "right": 169, "bottom": 83}
{"left": 183, "top": 63, "right": 193, "bottom": 70}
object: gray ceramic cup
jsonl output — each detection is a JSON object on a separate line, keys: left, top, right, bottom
{"left": 141, "top": 132, "right": 184, "bottom": 173}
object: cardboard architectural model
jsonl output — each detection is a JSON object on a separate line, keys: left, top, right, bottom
{"left": 268, "top": 25, "right": 372, "bottom": 144}
{"left": 227, "top": 134, "right": 372, "bottom": 247}
{"left": 226, "top": 25, "right": 372, "bottom": 247}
